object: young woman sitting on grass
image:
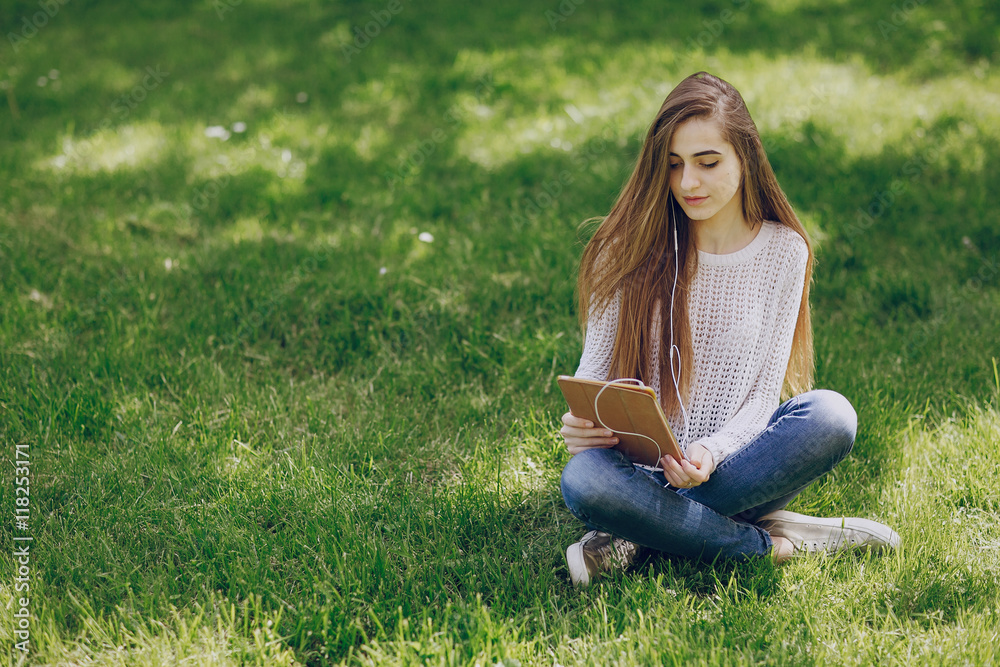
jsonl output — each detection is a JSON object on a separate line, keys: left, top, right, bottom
{"left": 559, "top": 71, "right": 900, "bottom": 587}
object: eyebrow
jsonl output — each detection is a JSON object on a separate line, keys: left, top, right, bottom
{"left": 668, "top": 150, "right": 723, "bottom": 158}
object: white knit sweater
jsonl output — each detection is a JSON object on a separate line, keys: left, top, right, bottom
{"left": 574, "top": 220, "right": 809, "bottom": 465}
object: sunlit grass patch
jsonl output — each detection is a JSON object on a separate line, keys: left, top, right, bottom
{"left": 451, "top": 45, "right": 1000, "bottom": 171}
{"left": 0, "top": 590, "right": 298, "bottom": 667}
{"left": 37, "top": 122, "right": 169, "bottom": 174}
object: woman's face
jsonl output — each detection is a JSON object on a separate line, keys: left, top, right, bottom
{"left": 667, "top": 116, "right": 744, "bottom": 227}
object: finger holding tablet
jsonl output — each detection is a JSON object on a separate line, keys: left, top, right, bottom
{"left": 560, "top": 411, "right": 619, "bottom": 454}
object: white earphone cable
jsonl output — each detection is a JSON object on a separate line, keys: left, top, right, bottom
{"left": 591, "top": 378, "right": 663, "bottom": 465}
{"left": 669, "top": 195, "right": 691, "bottom": 453}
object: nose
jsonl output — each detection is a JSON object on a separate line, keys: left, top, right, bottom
{"left": 680, "top": 165, "right": 700, "bottom": 192}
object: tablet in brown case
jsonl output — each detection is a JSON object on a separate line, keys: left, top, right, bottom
{"left": 557, "top": 375, "right": 684, "bottom": 467}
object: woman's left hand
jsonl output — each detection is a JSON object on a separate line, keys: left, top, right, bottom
{"left": 662, "top": 442, "right": 716, "bottom": 489}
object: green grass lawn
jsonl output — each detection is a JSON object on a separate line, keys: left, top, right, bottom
{"left": 1, "top": 0, "right": 999, "bottom": 664}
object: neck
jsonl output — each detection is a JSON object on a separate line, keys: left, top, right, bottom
{"left": 691, "top": 207, "right": 753, "bottom": 254}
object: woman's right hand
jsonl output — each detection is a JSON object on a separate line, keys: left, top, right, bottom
{"left": 560, "top": 411, "right": 619, "bottom": 455}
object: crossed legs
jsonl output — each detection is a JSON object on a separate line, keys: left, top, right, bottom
{"left": 560, "top": 389, "right": 858, "bottom": 562}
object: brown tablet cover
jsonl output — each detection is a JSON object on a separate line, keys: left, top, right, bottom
{"left": 557, "top": 375, "right": 684, "bottom": 466}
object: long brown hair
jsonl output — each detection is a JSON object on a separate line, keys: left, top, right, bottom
{"left": 577, "top": 71, "right": 814, "bottom": 421}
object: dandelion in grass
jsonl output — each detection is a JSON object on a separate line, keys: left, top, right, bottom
{"left": 28, "top": 289, "right": 52, "bottom": 308}
{"left": 205, "top": 125, "right": 231, "bottom": 141}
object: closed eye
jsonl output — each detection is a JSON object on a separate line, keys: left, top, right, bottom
{"left": 671, "top": 160, "right": 719, "bottom": 169}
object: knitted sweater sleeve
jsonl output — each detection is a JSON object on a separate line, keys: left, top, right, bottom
{"left": 693, "top": 243, "right": 809, "bottom": 465}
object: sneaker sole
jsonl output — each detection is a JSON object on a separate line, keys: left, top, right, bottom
{"left": 759, "top": 510, "right": 900, "bottom": 553}
{"left": 566, "top": 542, "right": 590, "bottom": 587}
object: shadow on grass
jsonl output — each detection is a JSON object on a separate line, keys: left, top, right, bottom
{"left": 3, "top": 0, "right": 997, "bottom": 117}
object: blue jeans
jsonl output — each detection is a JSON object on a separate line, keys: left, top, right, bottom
{"left": 560, "top": 389, "right": 857, "bottom": 561}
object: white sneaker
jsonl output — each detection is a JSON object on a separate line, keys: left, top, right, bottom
{"left": 566, "top": 530, "right": 642, "bottom": 587}
{"left": 757, "top": 510, "right": 900, "bottom": 556}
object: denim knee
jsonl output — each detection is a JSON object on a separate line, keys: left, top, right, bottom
{"left": 804, "top": 389, "right": 857, "bottom": 464}
{"left": 560, "top": 448, "right": 621, "bottom": 516}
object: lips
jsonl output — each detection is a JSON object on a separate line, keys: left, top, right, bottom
{"left": 683, "top": 196, "right": 708, "bottom": 206}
